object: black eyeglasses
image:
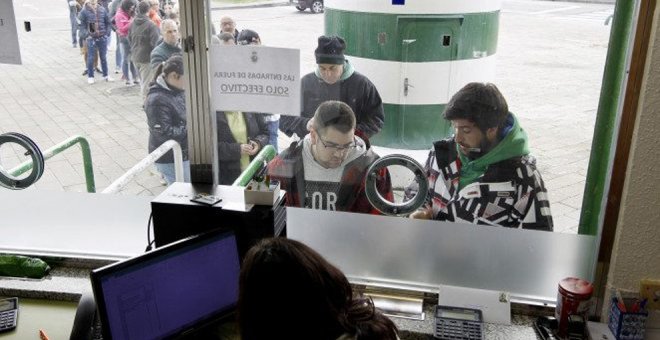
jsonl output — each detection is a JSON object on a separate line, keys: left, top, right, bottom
{"left": 318, "top": 135, "right": 357, "bottom": 152}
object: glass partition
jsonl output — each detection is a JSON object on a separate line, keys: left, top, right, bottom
{"left": 288, "top": 208, "right": 597, "bottom": 302}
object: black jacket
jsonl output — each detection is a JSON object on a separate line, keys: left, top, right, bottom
{"left": 216, "top": 111, "right": 269, "bottom": 185}
{"left": 145, "top": 79, "right": 188, "bottom": 163}
{"left": 279, "top": 71, "right": 384, "bottom": 139}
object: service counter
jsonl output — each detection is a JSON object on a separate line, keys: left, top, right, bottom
{"left": 0, "top": 188, "right": 578, "bottom": 339}
{"left": 0, "top": 264, "right": 541, "bottom": 339}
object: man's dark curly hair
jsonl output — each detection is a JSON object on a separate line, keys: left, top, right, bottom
{"left": 443, "top": 82, "right": 509, "bottom": 132}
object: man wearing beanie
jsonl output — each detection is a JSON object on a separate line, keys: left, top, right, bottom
{"left": 279, "top": 35, "right": 384, "bottom": 140}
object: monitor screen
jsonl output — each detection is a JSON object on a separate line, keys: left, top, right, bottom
{"left": 91, "top": 231, "right": 240, "bottom": 340}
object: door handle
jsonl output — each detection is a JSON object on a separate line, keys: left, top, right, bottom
{"left": 404, "top": 78, "right": 414, "bottom": 96}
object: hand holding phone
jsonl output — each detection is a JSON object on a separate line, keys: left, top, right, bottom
{"left": 248, "top": 139, "right": 260, "bottom": 155}
{"left": 240, "top": 143, "right": 253, "bottom": 155}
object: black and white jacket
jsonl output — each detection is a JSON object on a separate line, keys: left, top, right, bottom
{"left": 420, "top": 139, "right": 553, "bottom": 231}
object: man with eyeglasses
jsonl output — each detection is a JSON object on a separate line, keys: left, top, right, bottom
{"left": 410, "top": 83, "right": 553, "bottom": 231}
{"left": 268, "top": 100, "right": 392, "bottom": 213}
{"left": 219, "top": 16, "right": 239, "bottom": 43}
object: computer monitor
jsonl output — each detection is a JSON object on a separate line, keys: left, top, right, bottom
{"left": 90, "top": 230, "right": 240, "bottom": 340}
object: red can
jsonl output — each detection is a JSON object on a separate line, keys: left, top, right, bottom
{"left": 555, "top": 277, "right": 593, "bottom": 337}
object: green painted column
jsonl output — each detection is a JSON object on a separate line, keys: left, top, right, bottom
{"left": 578, "top": 1, "right": 635, "bottom": 235}
{"left": 324, "top": 3, "right": 500, "bottom": 149}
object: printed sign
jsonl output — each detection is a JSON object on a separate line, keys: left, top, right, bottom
{"left": 210, "top": 45, "right": 300, "bottom": 116}
{"left": 0, "top": 0, "right": 22, "bottom": 65}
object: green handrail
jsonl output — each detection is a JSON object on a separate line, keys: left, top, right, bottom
{"left": 9, "top": 135, "right": 96, "bottom": 193}
{"left": 232, "top": 145, "right": 277, "bottom": 187}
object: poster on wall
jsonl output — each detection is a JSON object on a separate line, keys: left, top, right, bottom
{"left": 210, "top": 45, "right": 300, "bottom": 116}
{"left": 0, "top": 0, "right": 22, "bottom": 65}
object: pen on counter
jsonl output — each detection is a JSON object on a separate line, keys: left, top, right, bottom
{"left": 39, "top": 329, "right": 50, "bottom": 340}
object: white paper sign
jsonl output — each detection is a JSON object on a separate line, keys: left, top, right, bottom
{"left": 0, "top": 0, "right": 22, "bottom": 65}
{"left": 210, "top": 45, "right": 300, "bottom": 115}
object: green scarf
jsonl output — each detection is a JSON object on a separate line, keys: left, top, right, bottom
{"left": 457, "top": 113, "right": 529, "bottom": 190}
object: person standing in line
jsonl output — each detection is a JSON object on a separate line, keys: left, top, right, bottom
{"left": 78, "top": 0, "right": 114, "bottom": 84}
{"left": 236, "top": 29, "right": 280, "bottom": 151}
{"left": 150, "top": 19, "right": 181, "bottom": 70}
{"left": 214, "top": 108, "right": 269, "bottom": 185}
{"left": 115, "top": 0, "right": 139, "bottom": 86}
{"left": 108, "top": 0, "right": 123, "bottom": 74}
{"left": 145, "top": 55, "right": 190, "bottom": 185}
{"left": 219, "top": 16, "right": 239, "bottom": 43}
{"left": 77, "top": 0, "right": 101, "bottom": 77}
{"left": 129, "top": 1, "right": 160, "bottom": 101}
{"left": 68, "top": 0, "right": 84, "bottom": 48}
{"left": 148, "top": 0, "right": 162, "bottom": 27}
{"left": 279, "top": 35, "right": 385, "bottom": 141}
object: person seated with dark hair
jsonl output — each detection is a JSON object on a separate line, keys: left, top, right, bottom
{"left": 410, "top": 82, "right": 553, "bottom": 231}
{"left": 268, "top": 100, "right": 392, "bottom": 213}
{"left": 239, "top": 237, "right": 400, "bottom": 340}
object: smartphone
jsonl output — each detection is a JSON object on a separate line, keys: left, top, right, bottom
{"left": 0, "top": 297, "right": 18, "bottom": 333}
{"left": 89, "top": 22, "right": 96, "bottom": 33}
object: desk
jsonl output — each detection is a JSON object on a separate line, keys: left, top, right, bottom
{"left": 0, "top": 190, "right": 544, "bottom": 339}
{"left": 0, "top": 298, "right": 77, "bottom": 340}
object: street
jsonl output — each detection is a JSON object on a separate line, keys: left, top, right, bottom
{"left": 0, "top": 0, "right": 614, "bottom": 233}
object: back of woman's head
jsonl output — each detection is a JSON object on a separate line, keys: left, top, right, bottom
{"left": 238, "top": 238, "right": 398, "bottom": 340}
{"left": 152, "top": 54, "right": 183, "bottom": 83}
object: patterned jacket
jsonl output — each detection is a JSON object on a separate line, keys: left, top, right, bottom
{"left": 421, "top": 138, "right": 553, "bottom": 231}
{"left": 268, "top": 139, "right": 393, "bottom": 214}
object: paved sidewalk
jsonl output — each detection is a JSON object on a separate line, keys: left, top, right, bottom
{"left": 0, "top": 12, "right": 163, "bottom": 196}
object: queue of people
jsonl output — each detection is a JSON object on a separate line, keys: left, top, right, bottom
{"left": 70, "top": 0, "right": 179, "bottom": 85}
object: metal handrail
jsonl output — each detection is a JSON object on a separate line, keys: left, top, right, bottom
{"left": 9, "top": 135, "right": 96, "bottom": 193}
{"left": 101, "top": 140, "right": 184, "bottom": 194}
{"left": 232, "top": 145, "right": 277, "bottom": 186}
